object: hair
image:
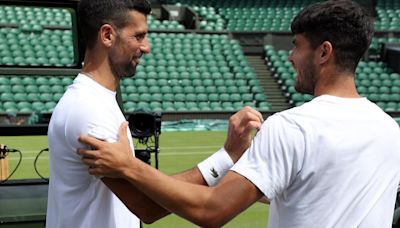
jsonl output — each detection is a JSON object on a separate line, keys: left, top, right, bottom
{"left": 78, "top": 0, "right": 151, "bottom": 49}
{"left": 291, "top": 0, "right": 374, "bottom": 73}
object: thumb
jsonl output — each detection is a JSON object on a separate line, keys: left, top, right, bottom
{"left": 118, "top": 121, "right": 129, "bottom": 143}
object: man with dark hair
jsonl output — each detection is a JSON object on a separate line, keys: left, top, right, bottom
{"left": 47, "top": 0, "right": 263, "bottom": 227}
{"left": 46, "top": 0, "right": 153, "bottom": 227}
{"left": 78, "top": 0, "right": 400, "bottom": 227}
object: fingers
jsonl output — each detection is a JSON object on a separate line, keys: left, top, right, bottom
{"left": 77, "top": 148, "right": 98, "bottom": 159}
{"left": 82, "top": 156, "right": 96, "bottom": 166}
{"left": 78, "top": 135, "right": 105, "bottom": 149}
{"left": 118, "top": 121, "right": 129, "bottom": 143}
{"left": 88, "top": 167, "right": 103, "bottom": 176}
{"left": 239, "top": 106, "right": 264, "bottom": 123}
{"left": 231, "top": 106, "right": 264, "bottom": 133}
{"left": 243, "top": 106, "right": 264, "bottom": 123}
{"left": 241, "top": 120, "right": 263, "bottom": 136}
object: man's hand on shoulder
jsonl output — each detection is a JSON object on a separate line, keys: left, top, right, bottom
{"left": 77, "top": 122, "right": 134, "bottom": 178}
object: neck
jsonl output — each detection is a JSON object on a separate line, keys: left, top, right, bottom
{"left": 314, "top": 71, "right": 361, "bottom": 98}
{"left": 81, "top": 49, "right": 119, "bottom": 91}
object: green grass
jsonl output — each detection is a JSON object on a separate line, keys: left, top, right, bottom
{"left": 0, "top": 131, "right": 268, "bottom": 227}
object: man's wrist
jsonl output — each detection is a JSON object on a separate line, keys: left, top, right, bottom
{"left": 197, "top": 148, "right": 234, "bottom": 186}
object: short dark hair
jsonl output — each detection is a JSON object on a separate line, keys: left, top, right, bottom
{"left": 78, "top": 0, "right": 151, "bottom": 49}
{"left": 291, "top": 0, "right": 374, "bottom": 73}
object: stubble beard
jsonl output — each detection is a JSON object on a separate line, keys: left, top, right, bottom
{"left": 108, "top": 53, "right": 137, "bottom": 79}
{"left": 294, "top": 57, "right": 317, "bottom": 95}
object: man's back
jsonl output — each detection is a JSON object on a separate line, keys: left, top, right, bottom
{"left": 232, "top": 95, "right": 400, "bottom": 227}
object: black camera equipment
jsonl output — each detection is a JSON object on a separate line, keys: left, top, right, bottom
{"left": 128, "top": 111, "right": 162, "bottom": 169}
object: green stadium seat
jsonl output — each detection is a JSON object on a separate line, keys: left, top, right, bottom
{"left": 124, "top": 101, "right": 136, "bottom": 112}
{"left": 3, "top": 101, "right": 17, "bottom": 110}
{"left": 127, "top": 93, "right": 140, "bottom": 102}
{"left": 152, "top": 93, "right": 163, "bottom": 102}
{"left": 1, "top": 92, "right": 14, "bottom": 101}
{"left": 162, "top": 102, "right": 174, "bottom": 111}
{"left": 174, "top": 93, "right": 185, "bottom": 102}
{"left": 53, "top": 93, "right": 63, "bottom": 102}
{"left": 174, "top": 102, "right": 186, "bottom": 111}
{"left": 32, "top": 101, "right": 45, "bottom": 112}
{"left": 139, "top": 93, "right": 151, "bottom": 102}
{"left": 40, "top": 93, "right": 53, "bottom": 102}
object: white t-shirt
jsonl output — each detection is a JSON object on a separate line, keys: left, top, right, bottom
{"left": 232, "top": 95, "right": 400, "bottom": 228}
{"left": 46, "top": 74, "right": 140, "bottom": 228}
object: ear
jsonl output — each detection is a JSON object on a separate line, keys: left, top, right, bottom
{"left": 318, "top": 41, "right": 333, "bottom": 65}
{"left": 99, "top": 24, "right": 116, "bottom": 48}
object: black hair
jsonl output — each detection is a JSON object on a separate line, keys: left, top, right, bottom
{"left": 78, "top": 0, "right": 151, "bottom": 49}
{"left": 291, "top": 0, "right": 374, "bottom": 73}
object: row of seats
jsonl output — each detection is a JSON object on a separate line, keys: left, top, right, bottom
{"left": 147, "top": 15, "right": 185, "bottom": 30}
{"left": 369, "top": 36, "right": 400, "bottom": 56}
{"left": 0, "top": 6, "right": 72, "bottom": 29}
{"left": 0, "top": 28, "right": 75, "bottom": 66}
{"left": 0, "top": 32, "right": 271, "bottom": 113}
{"left": 0, "top": 34, "right": 270, "bottom": 113}
{"left": 0, "top": 5, "right": 183, "bottom": 31}
{"left": 166, "top": 0, "right": 400, "bottom": 32}
{"left": 123, "top": 100, "right": 271, "bottom": 112}
{"left": 1, "top": 2, "right": 399, "bottom": 34}
{"left": 264, "top": 45, "right": 400, "bottom": 111}
{"left": 0, "top": 75, "right": 72, "bottom": 113}
{"left": 0, "top": 75, "right": 270, "bottom": 113}
{"left": 376, "top": 0, "right": 400, "bottom": 31}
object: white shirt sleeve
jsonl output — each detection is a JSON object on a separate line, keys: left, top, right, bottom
{"left": 230, "top": 114, "right": 305, "bottom": 200}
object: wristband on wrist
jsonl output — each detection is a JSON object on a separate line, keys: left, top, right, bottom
{"left": 197, "top": 147, "right": 234, "bottom": 186}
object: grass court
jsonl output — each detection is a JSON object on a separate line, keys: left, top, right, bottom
{"left": 0, "top": 131, "right": 268, "bottom": 227}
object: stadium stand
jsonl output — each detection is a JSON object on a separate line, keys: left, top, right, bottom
{"left": 120, "top": 33, "right": 270, "bottom": 112}
{"left": 375, "top": 0, "right": 400, "bottom": 31}
{"left": 264, "top": 44, "right": 400, "bottom": 112}
{"left": 0, "top": 33, "right": 271, "bottom": 115}
{"left": 0, "top": 0, "right": 398, "bottom": 122}
{"left": 0, "top": 5, "right": 76, "bottom": 67}
{"left": 0, "top": 75, "right": 73, "bottom": 113}
{"left": 164, "top": 0, "right": 319, "bottom": 32}
{"left": 0, "top": 1, "right": 399, "bottom": 227}
{"left": 148, "top": 14, "right": 185, "bottom": 30}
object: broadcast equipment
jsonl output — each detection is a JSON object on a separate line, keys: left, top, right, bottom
{"left": 128, "top": 111, "right": 162, "bottom": 169}
{"left": 0, "top": 144, "right": 22, "bottom": 183}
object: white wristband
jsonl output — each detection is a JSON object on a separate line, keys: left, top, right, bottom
{"left": 197, "top": 147, "right": 234, "bottom": 186}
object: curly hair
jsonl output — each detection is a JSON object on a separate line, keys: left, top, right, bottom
{"left": 291, "top": 0, "right": 374, "bottom": 73}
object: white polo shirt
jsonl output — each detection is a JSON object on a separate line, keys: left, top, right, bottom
{"left": 232, "top": 95, "right": 400, "bottom": 228}
{"left": 46, "top": 74, "right": 139, "bottom": 228}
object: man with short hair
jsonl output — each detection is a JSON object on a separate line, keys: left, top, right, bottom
{"left": 46, "top": 1, "right": 153, "bottom": 227}
{"left": 78, "top": 0, "right": 400, "bottom": 227}
{"left": 47, "top": 1, "right": 263, "bottom": 227}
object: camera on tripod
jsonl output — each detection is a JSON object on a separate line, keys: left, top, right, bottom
{"left": 128, "top": 111, "right": 161, "bottom": 168}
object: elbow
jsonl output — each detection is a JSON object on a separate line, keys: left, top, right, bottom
{"left": 141, "top": 217, "right": 157, "bottom": 225}
{"left": 190, "top": 209, "right": 228, "bottom": 228}
{"left": 139, "top": 214, "right": 157, "bottom": 225}
{"left": 195, "top": 218, "right": 226, "bottom": 228}
{"left": 128, "top": 206, "right": 170, "bottom": 225}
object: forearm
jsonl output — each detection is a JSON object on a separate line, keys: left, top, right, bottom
{"left": 121, "top": 157, "right": 258, "bottom": 227}
{"left": 102, "top": 177, "right": 168, "bottom": 224}
{"left": 122, "top": 158, "right": 217, "bottom": 226}
{"left": 104, "top": 164, "right": 207, "bottom": 224}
